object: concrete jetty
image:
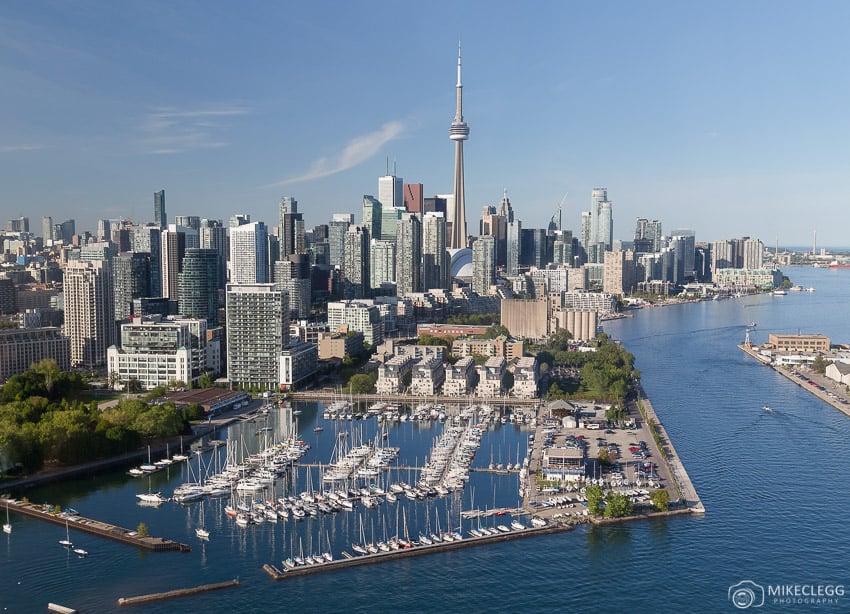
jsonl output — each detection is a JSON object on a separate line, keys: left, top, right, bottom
{"left": 263, "top": 523, "right": 571, "bottom": 580}
{"left": 117, "top": 579, "right": 240, "bottom": 606}
{"left": 0, "top": 497, "right": 191, "bottom": 552}
{"left": 634, "top": 382, "right": 704, "bottom": 513}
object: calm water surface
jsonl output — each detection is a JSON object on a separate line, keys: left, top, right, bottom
{"left": 2, "top": 267, "right": 849, "bottom": 613}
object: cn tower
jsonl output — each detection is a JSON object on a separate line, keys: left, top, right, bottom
{"left": 448, "top": 43, "right": 469, "bottom": 249}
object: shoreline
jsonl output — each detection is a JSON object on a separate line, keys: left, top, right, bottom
{"left": 738, "top": 344, "right": 850, "bottom": 419}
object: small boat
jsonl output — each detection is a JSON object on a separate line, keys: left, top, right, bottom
{"left": 762, "top": 405, "right": 773, "bottom": 412}
{"left": 136, "top": 492, "right": 167, "bottom": 504}
{"left": 749, "top": 322, "right": 757, "bottom": 328}
{"left": 3, "top": 500, "right": 11, "bottom": 534}
{"left": 59, "top": 521, "right": 73, "bottom": 548}
{"left": 73, "top": 547, "right": 88, "bottom": 557}
{"left": 313, "top": 425, "right": 324, "bottom": 433}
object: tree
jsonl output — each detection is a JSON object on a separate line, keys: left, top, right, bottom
{"left": 598, "top": 448, "right": 610, "bottom": 465}
{"left": 198, "top": 372, "right": 214, "bottom": 389}
{"left": 585, "top": 484, "right": 604, "bottom": 516}
{"left": 349, "top": 373, "right": 376, "bottom": 394}
{"left": 811, "top": 354, "right": 830, "bottom": 375}
{"left": 650, "top": 489, "right": 670, "bottom": 512}
{"left": 604, "top": 492, "right": 633, "bottom": 518}
{"left": 136, "top": 522, "right": 148, "bottom": 538}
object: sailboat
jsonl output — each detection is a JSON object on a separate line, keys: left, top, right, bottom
{"left": 3, "top": 500, "right": 11, "bottom": 534}
{"left": 73, "top": 546, "right": 88, "bottom": 557}
{"left": 59, "top": 520, "right": 73, "bottom": 548}
{"left": 172, "top": 437, "right": 189, "bottom": 462}
{"left": 195, "top": 502, "right": 210, "bottom": 539}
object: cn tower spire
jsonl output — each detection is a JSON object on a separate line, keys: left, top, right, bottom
{"left": 449, "top": 42, "right": 469, "bottom": 250}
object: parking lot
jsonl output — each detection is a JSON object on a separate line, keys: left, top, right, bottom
{"left": 525, "top": 401, "right": 676, "bottom": 519}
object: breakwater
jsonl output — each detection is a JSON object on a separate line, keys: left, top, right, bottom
{"left": 0, "top": 497, "right": 191, "bottom": 552}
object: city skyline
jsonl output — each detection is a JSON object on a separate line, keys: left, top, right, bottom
{"left": 3, "top": 2, "right": 850, "bottom": 246}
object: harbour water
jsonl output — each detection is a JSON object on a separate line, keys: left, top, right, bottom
{"left": 2, "top": 266, "right": 849, "bottom": 612}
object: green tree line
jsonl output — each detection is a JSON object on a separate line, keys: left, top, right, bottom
{"left": 0, "top": 361, "right": 193, "bottom": 475}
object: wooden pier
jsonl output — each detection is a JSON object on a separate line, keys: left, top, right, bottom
{"left": 0, "top": 497, "right": 191, "bottom": 552}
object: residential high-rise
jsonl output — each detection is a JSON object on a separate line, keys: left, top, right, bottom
{"left": 448, "top": 45, "right": 469, "bottom": 249}
{"left": 178, "top": 248, "right": 220, "bottom": 326}
{"left": 278, "top": 196, "right": 303, "bottom": 258}
{"left": 5, "top": 216, "right": 29, "bottom": 233}
{"left": 506, "top": 220, "right": 522, "bottom": 276}
{"left": 370, "top": 240, "right": 396, "bottom": 290}
{"left": 328, "top": 213, "right": 353, "bottom": 268}
{"left": 712, "top": 239, "right": 735, "bottom": 270}
{"left": 743, "top": 238, "right": 764, "bottom": 269}
{"left": 41, "top": 216, "right": 53, "bottom": 242}
{"left": 113, "top": 252, "right": 151, "bottom": 321}
{"left": 670, "top": 229, "right": 696, "bottom": 279}
{"left": 603, "top": 249, "right": 635, "bottom": 296}
{"left": 64, "top": 259, "right": 115, "bottom": 368}
{"left": 472, "top": 235, "right": 495, "bottom": 296}
{"left": 161, "top": 224, "right": 198, "bottom": 298}
{"left": 160, "top": 226, "right": 186, "bottom": 299}
{"left": 226, "top": 284, "right": 290, "bottom": 391}
{"left": 635, "top": 218, "right": 663, "bottom": 252}
{"left": 132, "top": 223, "right": 162, "bottom": 297}
{"left": 590, "top": 188, "right": 613, "bottom": 251}
{"left": 199, "top": 219, "right": 227, "bottom": 291}
{"left": 154, "top": 189, "right": 166, "bottom": 229}
{"left": 274, "top": 254, "right": 311, "bottom": 319}
{"left": 422, "top": 212, "right": 448, "bottom": 291}
{"left": 229, "top": 221, "right": 268, "bottom": 284}
{"left": 343, "top": 225, "right": 370, "bottom": 299}
{"left": 396, "top": 213, "right": 421, "bottom": 296}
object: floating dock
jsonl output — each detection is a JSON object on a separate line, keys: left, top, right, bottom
{"left": 0, "top": 497, "right": 191, "bottom": 552}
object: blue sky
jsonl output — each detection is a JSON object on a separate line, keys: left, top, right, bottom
{"left": 2, "top": 1, "right": 849, "bottom": 247}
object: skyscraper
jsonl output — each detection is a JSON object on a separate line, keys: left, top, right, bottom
{"left": 328, "top": 213, "right": 353, "bottom": 269}
{"left": 396, "top": 213, "right": 421, "bottom": 296}
{"left": 132, "top": 223, "right": 162, "bottom": 297}
{"left": 160, "top": 224, "right": 198, "bottom": 298}
{"left": 362, "top": 195, "right": 382, "bottom": 244}
{"left": 343, "top": 225, "right": 370, "bottom": 299}
{"left": 472, "top": 235, "right": 495, "bottom": 296}
{"left": 113, "top": 252, "right": 151, "bottom": 321}
{"left": 274, "top": 255, "right": 311, "bottom": 319}
{"left": 199, "top": 219, "right": 227, "bottom": 291}
{"left": 422, "top": 212, "right": 448, "bottom": 291}
{"left": 64, "top": 259, "right": 115, "bottom": 368}
{"left": 506, "top": 220, "right": 522, "bottom": 276}
{"left": 378, "top": 172, "right": 403, "bottom": 211}
{"left": 154, "top": 189, "right": 166, "bottom": 229}
{"left": 403, "top": 183, "right": 424, "bottom": 213}
{"left": 278, "top": 196, "right": 303, "bottom": 259}
{"left": 448, "top": 45, "right": 469, "bottom": 249}
{"left": 42, "top": 216, "right": 53, "bottom": 242}
{"left": 230, "top": 221, "right": 268, "bottom": 284}
{"left": 179, "top": 248, "right": 220, "bottom": 326}
{"left": 370, "top": 240, "right": 396, "bottom": 290}
{"left": 174, "top": 215, "right": 201, "bottom": 232}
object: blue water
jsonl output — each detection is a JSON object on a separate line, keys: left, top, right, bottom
{"left": 2, "top": 267, "right": 849, "bottom": 612}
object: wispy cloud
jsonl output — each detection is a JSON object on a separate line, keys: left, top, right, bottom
{"left": 265, "top": 121, "right": 405, "bottom": 187}
{"left": 0, "top": 144, "right": 43, "bottom": 153}
{"left": 141, "top": 105, "right": 251, "bottom": 154}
